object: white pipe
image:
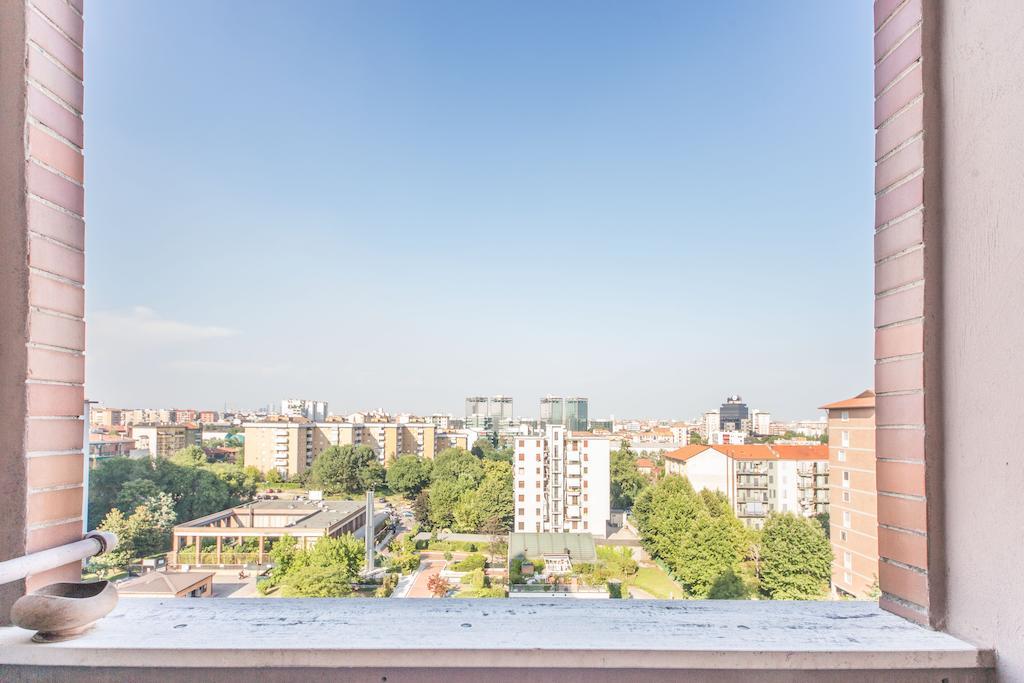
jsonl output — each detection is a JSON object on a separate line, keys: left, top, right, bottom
{"left": 0, "top": 531, "right": 117, "bottom": 586}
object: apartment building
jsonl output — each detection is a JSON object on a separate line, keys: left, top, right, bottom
{"left": 356, "top": 422, "right": 436, "bottom": 463}
{"left": 465, "top": 395, "right": 513, "bottom": 432}
{"left": 198, "top": 411, "right": 219, "bottom": 423}
{"left": 281, "top": 399, "right": 329, "bottom": 422}
{"left": 514, "top": 426, "right": 611, "bottom": 538}
{"left": 246, "top": 420, "right": 441, "bottom": 478}
{"left": 130, "top": 424, "right": 202, "bottom": 459}
{"left": 243, "top": 421, "right": 316, "bottom": 479}
{"left": 89, "top": 407, "right": 122, "bottom": 428}
{"left": 820, "top": 390, "right": 877, "bottom": 599}
{"left": 663, "top": 443, "right": 829, "bottom": 529}
{"left": 539, "top": 396, "right": 589, "bottom": 431}
{"left": 170, "top": 409, "right": 197, "bottom": 424}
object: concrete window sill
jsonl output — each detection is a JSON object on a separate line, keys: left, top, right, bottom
{"left": 0, "top": 599, "right": 994, "bottom": 681}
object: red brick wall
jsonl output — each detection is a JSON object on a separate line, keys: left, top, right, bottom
{"left": 873, "top": 0, "right": 938, "bottom": 627}
{"left": 0, "top": 0, "right": 86, "bottom": 621}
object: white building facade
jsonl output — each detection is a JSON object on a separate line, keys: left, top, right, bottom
{"left": 514, "top": 426, "right": 610, "bottom": 538}
{"left": 281, "top": 399, "right": 329, "bottom": 422}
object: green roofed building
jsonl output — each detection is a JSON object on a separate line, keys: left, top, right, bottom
{"left": 508, "top": 532, "right": 597, "bottom": 574}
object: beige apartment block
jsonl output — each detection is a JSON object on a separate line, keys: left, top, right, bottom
{"left": 89, "top": 407, "right": 122, "bottom": 428}
{"left": 663, "top": 444, "right": 829, "bottom": 529}
{"left": 130, "top": 424, "right": 201, "bottom": 459}
{"left": 821, "top": 390, "right": 877, "bottom": 599}
{"left": 243, "top": 422, "right": 315, "bottom": 479}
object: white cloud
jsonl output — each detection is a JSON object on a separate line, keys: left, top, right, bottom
{"left": 90, "top": 306, "right": 238, "bottom": 344}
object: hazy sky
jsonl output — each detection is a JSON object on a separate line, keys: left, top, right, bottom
{"left": 85, "top": 1, "right": 874, "bottom": 421}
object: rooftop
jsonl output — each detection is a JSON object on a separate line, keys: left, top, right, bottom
{"left": 819, "top": 389, "right": 876, "bottom": 411}
{"left": 509, "top": 532, "right": 597, "bottom": 563}
{"left": 118, "top": 571, "right": 214, "bottom": 595}
{"left": 664, "top": 444, "right": 829, "bottom": 463}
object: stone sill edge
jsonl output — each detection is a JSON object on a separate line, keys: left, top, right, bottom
{"left": 0, "top": 640, "right": 996, "bottom": 671}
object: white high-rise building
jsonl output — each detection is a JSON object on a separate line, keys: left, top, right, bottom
{"left": 701, "top": 410, "right": 720, "bottom": 439}
{"left": 513, "top": 425, "right": 610, "bottom": 538}
{"left": 750, "top": 410, "right": 772, "bottom": 436}
{"left": 280, "top": 399, "right": 328, "bottom": 422}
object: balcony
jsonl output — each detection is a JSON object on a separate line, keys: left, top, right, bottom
{"left": 0, "top": 600, "right": 992, "bottom": 680}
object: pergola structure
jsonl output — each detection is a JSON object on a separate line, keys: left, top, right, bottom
{"left": 170, "top": 499, "right": 371, "bottom": 566}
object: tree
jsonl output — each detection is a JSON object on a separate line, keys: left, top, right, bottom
{"left": 675, "top": 511, "right": 745, "bottom": 597}
{"left": 480, "top": 515, "right": 507, "bottom": 562}
{"left": 113, "top": 478, "right": 162, "bottom": 515}
{"left": 610, "top": 447, "right": 649, "bottom": 509}
{"left": 759, "top": 513, "right": 833, "bottom": 600}
{"left": 127, "top": 493, "right": 177, "bottom": 558}
{"left": 92, "top": 508, "right": 132, "bottom": 576}
{"left": 279, "top": 566, "right": 353, "bottom": 597}
{"left": 708, "top": 567, "right": 748, "bottom": 599}
{"left": 428, "top": 479, "right": 466, "bottom": 529}
{"left": 473, "top": 461, "right": 514, "bottom": 530}
{"left": 311, "top": 444, "right": 378, "bottom": 494}
{"left": 688, "top": 432, "right": 706, "bottom": 445}
{"left": 813, "top": 511, "right": 830, "bottom": 538}
{"left": 386, "top": 455, "right": 430, "bottom": 498}
{"left": 427, "top": 574, "right": 452, "bottom": 598}
{"left": 430, "top": 448, "right": 484, "bottom": 486}
{"left": 387, "top": 536, "right": 420, "bottom": 574}
{"left": 412, "top": 489, "right": 431, "bottom": 528}
{"left": 268, "top": 534, "right": 300, "bottom": 576}
{"left": 170, "top": 445, "right": 208, "bottom": 467}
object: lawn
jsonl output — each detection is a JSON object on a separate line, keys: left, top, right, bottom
{"left": 630, "top": 566, "right": 684, "bottom": 599}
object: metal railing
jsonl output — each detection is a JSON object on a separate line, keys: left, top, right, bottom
{"left": 0, "top": 531, "right": 118, "bottom": 586}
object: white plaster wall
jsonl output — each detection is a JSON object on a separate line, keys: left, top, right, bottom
{"left": 938, "top": 3, "right": 1024, "bottom": 679}
{"left": 682, "top": 449, "right": 729, "bottom": 496}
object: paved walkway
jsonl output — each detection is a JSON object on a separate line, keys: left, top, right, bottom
{"left": 405, "top": 560, "right": 446, "bottom": 598}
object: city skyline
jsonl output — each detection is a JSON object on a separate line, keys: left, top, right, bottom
{"left": 84, "top": 1, "right": 873, "bottom": 419}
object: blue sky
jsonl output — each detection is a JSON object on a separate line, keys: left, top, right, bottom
{"left": 84, "top": 1, "right": 875, "bottom": 420}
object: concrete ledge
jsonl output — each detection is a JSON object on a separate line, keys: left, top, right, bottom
{"left": 0, "top": 599, "right": 994, "bottom": 679}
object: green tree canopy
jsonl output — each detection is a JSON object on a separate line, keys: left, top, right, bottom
{"left": 610, "top": 447, "right": 649, "bottom": 509}
{"left": 386, "top": 455, "right": 431, "bottom": 498}
{"left": 311, "top": 444, "right": 379, "bottom": 494}
{"left": 759, "top": 513, "right": 833, "bottom": 600}
{"left": 430, "top": 448, "right": 484, "bottom": 486}
{"left": 170, "top": 445, "right": 208, "bottom": 467}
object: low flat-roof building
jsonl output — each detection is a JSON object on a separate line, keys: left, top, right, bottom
{"left": 170, "top": 499, "right": 381, "bottom": 566}
{"left": 118, "top": 571, "right": 215, "bottom": 599}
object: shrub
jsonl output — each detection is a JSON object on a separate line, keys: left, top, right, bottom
{"left": 453, "top": 553, "right": 487, "bottom": 572}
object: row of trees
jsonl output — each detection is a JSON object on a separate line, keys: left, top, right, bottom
{"left": 415, "top": 448, "right": 514, "bottom": 532}
{"left": 610, "top": 446, "right": 650, "bottom": 509}
{"left": 89, "top": 446, "right": 261, "bottom": 529}
{"left": 88, "top": 445, "right": 265, "bottom": 574}
{"left": 632, "top": 475, "right": 832, "bottom": 599}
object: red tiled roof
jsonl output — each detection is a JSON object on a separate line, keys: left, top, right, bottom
{"left": 636, "top": 458, "right": 655, "bottom": 468}
{"left": 665, "top": 444, "right": 828, "bottom": 463}
{"left": 819, "top": 389, "right": 875, "bottom": 410}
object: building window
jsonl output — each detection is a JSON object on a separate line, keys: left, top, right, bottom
{"left": 844, "top": 572, "right": 852, "bottom": 584}
{"left": 583, "top": 522, "right": 588, "bottom": 529}
{"left": 843, "top": 491, "right": 851, "bottom": 502}
{"left": 842, "top": 471, "right": 850, "bottom": 488}
{"left": 838, "top": 449, "right": 846, "bottom": 462}
{"left": 536, "top": 508, "right": 541, "bottom": 515}
{"left": 518, "top": 522, "right": 524, "bottom": 530}
{"left": 518, "top": 481, "right": 524, "bottom": 488}
{"left": 841, "top": 431, "right": 850, "bottom": 447}
{"left": 535, "top": 495, "right": 541, "bottom": 502}
{"left": 843, "top": 511, "right": 851, "bottom": 528}
{"left": 518, "top": 440, "right": 524, "bottom": 447}
{"left": 844, "top": 551, "right": 853, "bottom": 569}
{"left": 840, "top": 530, "right": 848, "bottom": 542}
{"left": 518, "top": 508, "right": 525, "bottom": 516}
{"left": 518, "top": 453, "right": 525, "bottom": 461}
{"left": 518, "top": 494, "right": 524, "bottom": 502}
{"left": 841, "top": 410, "right": 849, "bottom": 422}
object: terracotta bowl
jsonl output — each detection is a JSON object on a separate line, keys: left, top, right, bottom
{"left": 11, "top": 581, "right": 119, "bottom": 642}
